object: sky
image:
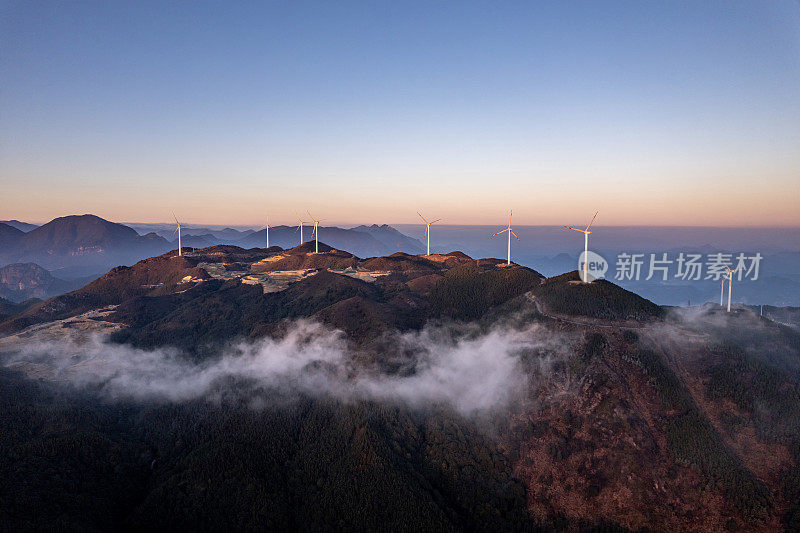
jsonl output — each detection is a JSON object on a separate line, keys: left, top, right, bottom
{"left": 2, "top": 1, "right": 799, "bottom": 227}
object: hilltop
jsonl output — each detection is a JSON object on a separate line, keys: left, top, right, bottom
{"left": 0, "top": 243, "right": 553, "bottom": 349}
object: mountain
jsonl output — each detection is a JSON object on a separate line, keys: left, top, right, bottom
{"left": 0, "top": 219, "right": 38, "bottom": 232}
{"left": 528, "top": 270, "right": 664, "bottom": 321}
{"left": 1, "top": 244, "right": 798, "bottom": 530}
{"left": 240, "top": 225, "right": 391, "bottom": 257}
{"left": 351, "top": 224, "right": 425, "bottom": 254}
{"left": 0, "top": 263, "right": 78, "bottom": 302}
{"left": 0, "top": 243, "right": 545, "bottom": 348}
{"left": 0, "top": 223, "right": 24, "bottom": 248}
{"left": 0, "top": 296, "right": 39, "bottom": 322}
{"left": 0, "top": 215, "right": 172, "bottom": 275}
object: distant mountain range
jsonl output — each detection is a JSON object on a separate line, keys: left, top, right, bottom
{"left": 0, "top": 219, "right": 38, "bottom": 232}
{"left": 0, "top": 215, "right": 172, "bottom": 278}
{"left": 140, "top": 221, "right": 427, "bottom": 258}
{"left": 3, "top": 216, "right": 797, "bottom": 305}
{"left": 153, "top": 226, "right": 255, "bottom": 241}
{"left": 351, "top": 224, "right": 425, "bottom": 254}
{"left": 240, "top": 226, "right": 396, "bottom": 257}
{"left": 0, "top": 215, "right": 425, "bottom": 275}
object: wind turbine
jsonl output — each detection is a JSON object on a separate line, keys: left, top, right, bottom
{"left": 296, "top": 215, "right": 306, "bottom": 246}
{"left": 265, "top": 215, "right": 271, "bottom": 249}
{"left": 307, "top": 210, "right": 322, "bottom": 254}
{"left": 564, "top": 211, "right": 598, "bottom": 283}
{"left": 417, "top": 212, "right": 441, "bottom": 256}
{"left": 491, "top": 209, "right": 519, "bottom": 266}
{"left": 720, "top": 278, "right": 725, "bottom": 306}
{"left": 172, "top": 213, "right": 182, "bottom": 257}
{"left": 725, "top": 266, "right": 739, "bottom": 313}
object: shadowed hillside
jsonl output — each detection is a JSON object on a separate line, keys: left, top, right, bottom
{"left": 529, "top": 270, "right": 664, "bottom": 321}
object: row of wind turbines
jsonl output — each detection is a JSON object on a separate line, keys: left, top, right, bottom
{"left": 174, "top": 211, "right": 325, "bottom": 257}
{"left": 172, "top": 209, "right": 739, "bottom": 312}
{"left": 179, "top": 208, "right": 598, "bottom": 274}
{"left": 265, "top": 211, "right": 323, "bottom": 253}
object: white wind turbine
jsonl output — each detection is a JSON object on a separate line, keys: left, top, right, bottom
{"left": 296, "top": 215, "right": 306, "bottom": 246}
{"left": 307, "top": 210, "right": 323, "bottom": 254}
{"left": 417, "top": 212, "right": 441, "bottom": 256}
{"left": 265, "top": 215, "right": 271, "bottom": 249}
{"left": 720, "top": 278, "right": 725, "bottom": 306}
{"left": 725, "top": 265, "right": 739, "bottom": 313}
{"left": 172, "top": 213, "right": 182, "bottom": 257}
{"left": 491, "top": 209, "right": 519, "bottom": 266}
{"left": 564, "top": 211, "right": 598, "bottom": 283}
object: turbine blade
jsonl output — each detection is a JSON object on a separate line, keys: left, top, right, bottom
{"left": 417, "top": 212, "right": 429, "bottom": 225}
{"left": 565, "top": 226, "right": 584, "bottom": 233}
{"left": 585, "top": 211, "right": 598, "bottom": 231}
{"left": 511, "top": 230, "right": 519, "bottom": 240}
{"left": 491, "top": 228, "right": 509, "bottom": 237}
{"left": 431, "top": 218, "right": 441, "bottom": 224}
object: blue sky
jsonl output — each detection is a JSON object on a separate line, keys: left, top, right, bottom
{"left": 2, "top": 1, "right": 799, "bottom": 226}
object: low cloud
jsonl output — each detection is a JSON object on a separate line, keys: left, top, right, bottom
{"left": 1, "top": 320, "right": 574, "bottom": 416}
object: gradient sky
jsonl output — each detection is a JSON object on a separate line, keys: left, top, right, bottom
{"left": 2, "top": 1, "right": 799, "bottom": 227}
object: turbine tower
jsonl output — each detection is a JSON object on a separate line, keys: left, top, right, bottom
{"left": 296, "top": 215, "right": 306, "bottom": 246}
{"left": 172, "top": 213, "right": 182, "bottom": 257}
{"left": 307, "top": 210, "right": 322, "bottom": 254}
{"left": 265, "top": 215, "right": 270, "bottom": 249}
{"left": 417, "top": 212, "right": 441, "bottom": 256}
{"left": 491, "top": 209, "right": 519, "bottom": 266}
{"left": 720, "top": 278, "right": 725, "bottom": 306}
{"left": 564, "top": 211, "right": 598, "bottom": 283}
{"left": 726, "top": 266, "right": 738, "bottom": 313}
